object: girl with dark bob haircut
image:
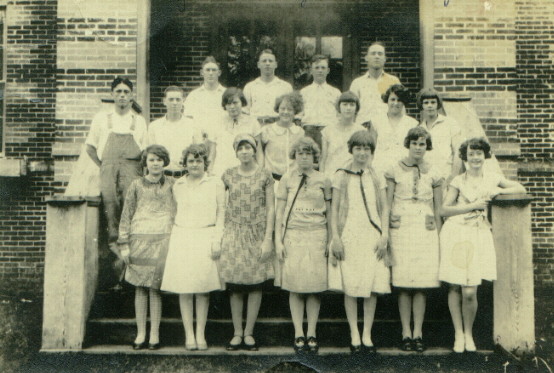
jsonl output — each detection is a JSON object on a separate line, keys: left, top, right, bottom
{"left": 347, "top": 129, "right": 376, "bottom": 154}
{"left": 141, "top": 144, "right": 170, "bottom": 169}
{"left": 335, "top": 91, "right": 361, "bottom": 114}
{"left": 289, "top": 136, "right": 321, "bottom": 163}
{"left": 181, "top": 143, "right": 210, "bottom": 170}
{"left": 381, "top": 84, "right": 411, "bottom": 106}
{"left": 416, "top": 88, "right": 443, "bottom": 111}
{"left": 403, "top": 127, "right": 433, "bottom": 151}
{"left": 458, "top": 137, "right": 492, "bottom": 161}
{"left": 274, "top": 91, "right": 304, "bottom": 114}
{"left": 221, "top": 87, "right": 248, "bottom": 109}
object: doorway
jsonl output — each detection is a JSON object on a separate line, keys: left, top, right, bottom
{"left": 210, "top": 3, "right": 354, "bottom": 91}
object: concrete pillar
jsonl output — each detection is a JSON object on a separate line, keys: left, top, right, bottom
{"left": 491, "top": 193, "right": 535, "bottom": 355}
{"left": 42, "top": 196, "right": 100, "bottom": 350}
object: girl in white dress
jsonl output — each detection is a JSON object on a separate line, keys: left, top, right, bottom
{"left": 328, "top": 130, "right": 391, "bottom": 354}
{"left": 439, "top": 137, "right": 525, "bottom": 353}
{"left": 161, "top": 144, "right": 225, "bottom": 351}
{"left": 319, "top": 91, "right": 375, "bottom": 178}
{"left": 372, "top": 84, "right": 418, "bottom": 177}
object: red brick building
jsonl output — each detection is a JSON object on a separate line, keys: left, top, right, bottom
{"left": 0, "top": 0, "right": 552, "bottom": 295}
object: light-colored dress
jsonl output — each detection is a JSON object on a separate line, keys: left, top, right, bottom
{"left": 276, "top": 169, "right": 331, "bottom": 293}
{"left": 161, "top": 174, "right": 225, "bottom": 294}
{"left": 118, "top": 176, "right": 175, "bottom": 289}
{"left": 219, "top": 167, "right": 275, "bottom": 285}
{"left": 328, "top": 167, "right": 390, "bottom": 297}
{"left": 261, "top": 122, "right": 305, "bottom": 177}
{"left": 321, "top": 123, "right": 367, "bottom": 178}
{"left": 371, "top": 113, "right": 418, "bottom": 177}
{"left": 385, "top": 161, "right": 443, "bottom": 288}
{"left": 209, "top": 113, "right": 261, "bottom": 177}
{"left": 439, "top": 172, "right": 500, "bottom": 286}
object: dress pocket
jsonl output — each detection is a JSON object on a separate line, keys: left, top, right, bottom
{"left": 425, "top": 214, "right": 436, "bottom": 230}
{"left": 390, "top": 214, "right": 401, "bottom": 229}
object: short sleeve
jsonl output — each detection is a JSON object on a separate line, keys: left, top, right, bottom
{"left": 383, "top": 164, "right": 396, "bottom": 183}
{"left": 260, "top": 125, "right": 270, "bottom": 144}
{"left": 449, "top": 174, "right": 462, "bottom": 191}
{"left": 249, "top": 117, "right": 262, "bottom": 137}
{"left": 431, "top": 167, "right": 445, "bottom": 188}
{"left": 323, "top": 176, "right": 332, "bottom": 201}
{"left": 331, "top": 170, "right": 344, "bottom": 190}
{"left": 85, "top": 111, "right": 103, "bottom": 148}
{"left": 275, "top": 173, "right": 289, "bottom": 200}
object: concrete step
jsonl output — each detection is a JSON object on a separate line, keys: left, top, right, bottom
{"left": 84, "top": 317, "right": 495, "bottom": 351}
{"left": 73, "top": 345, "right": 494, "bottom": 356}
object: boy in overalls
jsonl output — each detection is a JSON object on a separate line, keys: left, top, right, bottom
{"left": 86, "top": 77, "right": 148, "bottom": 264}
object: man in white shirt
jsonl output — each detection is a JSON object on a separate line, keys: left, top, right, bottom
{"left": 417, "top": 88, "right": 464, "bottom": 185}
{"left": 86, "top": 77, "right": 147, "bottom": 258}
{"left": 149, "top": 85, "right": 201, "bottom": 177}
{"left": 350, "top": 42, "right": 401, "bottom": 124}
{"left": 300, "top": 54, "right": 341, "bottom": 150}
{"left": 243, "top": 49, "right": 293, "bottom": 125}
{"left": 184, "top": 56, "right": 226, "bottom": 134}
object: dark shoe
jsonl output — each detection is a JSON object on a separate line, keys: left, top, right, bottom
{"left": 306, "top": 336, "right": 319, "bottom": 354}
{"left": 363, "top": 344, "right": 377, "bottom": 354}
{"left": 294, "top": 336, "right": 306, "bottom": 354}
{"left": 400, "top": 337, "right": 413, "bottom": 351}
{"left": 132, "top": 341, "right": 146, "bottom": 350}
{"left": 226, "top": 335, "right": 243, "bottom": 351}
{"left": 413, "top": 337, "right": 426, "bottom": 353}
{"left": 350, "top": 344, "right": 362, "bottom": 354}
{"left": 244, "top": 335, "right": 258, "bottom": 351}
{"left": 148, "top": 343, "right": 160, "bottom": 350}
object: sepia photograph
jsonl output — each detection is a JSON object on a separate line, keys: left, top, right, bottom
{"left": 0, "top": 0, "right": 552, "bottom": 372}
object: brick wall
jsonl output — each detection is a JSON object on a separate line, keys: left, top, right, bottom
{"left": 432, "top": 0, "right": 519, "bottom": 151}
{"left": 54, "top": 0, "right": 139, "bottom": 187}
{"left": 0, "top": 0, "right": 57, "bottom": 284}
{"left": 515, "top": 0, "right": 554, "bottom": 289}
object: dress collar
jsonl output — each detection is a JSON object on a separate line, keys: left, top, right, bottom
{"left": 271, "top": 122, "right": 302, "bottom": 136}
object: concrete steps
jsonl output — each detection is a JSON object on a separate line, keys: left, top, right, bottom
{"left": 84, "top": 283, "right": 495, "bottom": 353}
{"left": 77, "top": 345, "right": 493, "bottom": 356}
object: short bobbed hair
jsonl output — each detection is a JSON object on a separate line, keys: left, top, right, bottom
{"left": 221, "top": 87, "right": 247, "bottom": 108}
{"left": 404, "top": 126, "right": 433, "bottom": 150}
{"left": 274, "top": 91, "right": 304, "bottom": 114}
{"left": 459, "top": 137, "right": 492, "bottom": 161}
{"left": 111, "top": 76, "right": 133, "bottom": 91}
{"left": 348, "top": 130, "right": 376, "bottom": 154}
{"left": 416, "top": 88, "right": 443, "bottom": 111}
{"left": 289, "top": 136, "right": 320, "bottom": 163}
{"left": 382, "top": 84, "right": 411, "bottom": 106}
{"left": 181, "top": 143, "right": 210, "bottom": 171}
{"left": 336, "top": 91, "right": 361, "bottom": 114}
{"left": 141, "top": 144, "right": 170, "bottom": 168}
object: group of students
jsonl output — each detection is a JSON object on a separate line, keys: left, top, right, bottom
{"left": 84, "top": 43, "right": 526, "bottom": 355}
